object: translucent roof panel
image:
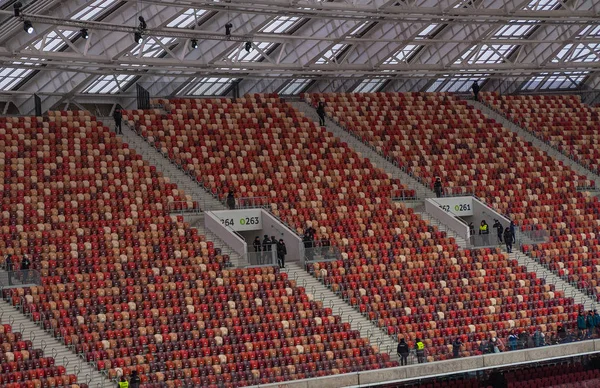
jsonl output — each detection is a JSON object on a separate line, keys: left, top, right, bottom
{"left": 457, "top": 44, "right": 516, "bottom": 64}
{"left": 494, "top": 22, "right": 538, "bottom": 38}
{"left": 71, "top": 0, "right": 119, "bottom": 21}
{"left": 427, "top": 74, "right": 489, "bottom": 92}
{"left": 166, "top": 9, "right": 208, "bottom": 28}
{"left": 32, "top": 30, "right": 78, "bottom": 52}
{"left": 0, "top": 67, "right": 34, "bottom": 91}
{"left": 316, "top": 43, "right": 349, "bottom": 64}
{"left": 415, "top": 24, "right": 440, "bottom": 40}
{"left": 553, "top": 43, "right": 600, "bottom": 63}
{"left": 523, "top": 71, "right": 589, "bottom": 90}
{"left": 279, "top": 78, "right": 312, "bottom": 95}
{"left": 581, "top": 25, "right": 600, "bottom": 37}
{"left": 346, "top": 21, "right": 373, "bottom": 37}
{"left": 260, "top": 15, "right": 301, "bottom": 34}
{"left": 525, "top": 0, "right": 560, "bottom": 10}
{"left": 383, "top": 44, "right": 420, "bottom": 64}
{"left": 131, "top": 37, "right": 177, "bottom": 58}
{"left": 185, "top": 77, "right": 236, "bottom": 96}
{"left": 352, "top": 78, "right": 388, "bottom": 93}
{"left": 83, "top": 74, "right": 136, "bottom": 94}
{"left": 227, "top": 42, "right": 275, "bottom": 62}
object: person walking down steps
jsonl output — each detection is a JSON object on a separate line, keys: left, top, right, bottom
{"left": 113, "top": 106, "right": 123, "bottom": 134}
{"left": 316, "top": 101, "right": 326, "bottom": 126}
{"left": 397, "top": 338, "right": 409, "bottom": 366}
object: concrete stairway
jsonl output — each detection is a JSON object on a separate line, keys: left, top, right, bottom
{"left": 118, "top": 124, "right": 245, "bottom": 267}
{"left": 506, "top": 250, "right": 596, "bottom": 311}
{"left": 119, "top": 122, "right": 225, "bottom": 212}
{"left": 413, "top": 207, "right": 468, "bottom": 250}
{"left": 289, "top": 101, "right": 435, "bottom": 199}
{"left": 283, "top": 262, "right": 399, "bottom": 360}
{"left": 0, "top": 296, "right": 111, "bottom": 388}
{"left": 466, "top": 100, "right": 600, "bottom": 188}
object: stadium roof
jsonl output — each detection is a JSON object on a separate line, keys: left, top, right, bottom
{"left": 0, "top": 0, "right": 598, "bottom": 112}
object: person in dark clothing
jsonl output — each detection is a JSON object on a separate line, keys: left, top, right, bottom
{"left": 578, "top": 311, "right": 587, "bottom": 339}
{"left": 129, "top": 371, "right": 141, "bottom": 388}
{"left": 305, "top": 225, "right": 316, "bottom": 240}
{"left": 320, "top": 236, "right": 330, "bottom": 257}
{"left": 316, "top": 101, "right": 326, "bottom": 126}
{"left": 493, "top": 219, "right": 503, "bottom": 243}
{"left": 113, "top": 107, "right": 123, "bottom": 134}
{"left": 479, "top": 339, "right": 489, "bottom": 354}
{"left": 303, "top": 233, "right": 314, "bottom": 262}
{"left": 452, "top": 337, "right": 462, "bottom": 358}
{"left": 253, "top": 236, "right": 261, "bottom": 264}
{"left": 508, "top": 331, "right": 518, "bottom": 351}
{"left": 5, "top": 254, "right": 13, "bottom": 286}
{"left": 433, "top": 177, "right": 443, "bottom": 198}
{"left": 518, "top": 331, "right": 529, "bottom": 349}
{"left": 226, "top": 190, "right": 235, "bottom": 210}
{"left": 557, "top": 324, "right": 567, "bottom": 342}
{"left": 509, "top": 220, "right": 516, "bottom": 243}
{"left": 397, "top": 338, "right": 409, "bottom": 366}
{"left": 479, "top": 220, "right": 490, "bottom": 245}
{"left": 262, "top": 235, "right": 272, "bottom": 264}
{"left": 504, "top": 227, "right": 513, "bottom": 253}
{"left": 277, "top": 239, "right": 287, "bottom": 269}
{"left": 587, "top": 310, "right": 595, "bottom": 339}
{"left": 471, "top": 81, "right": 480, "bottom": 101}
{"left": 21, "top": 255, "right": 31, "bottom": 283}
{"left": 594, "top": 310, "right": 600, "bottom": 337}
{"left": 468, "top": 222, "right": 475, "bottom": 238}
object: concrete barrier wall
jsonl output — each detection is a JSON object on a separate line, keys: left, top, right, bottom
{"left": 260, "top": 210, "right": 303, "bottom": 263}
{"left": 204, "top": 211, "right": 247, "bottom": 256}
{"left": 252, "top": 340, "right": 600, "bottom": 388}
{"left": 425, "top": 199, "right": 470, "bottom": 239}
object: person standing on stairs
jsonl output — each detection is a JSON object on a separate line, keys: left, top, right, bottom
{"left": 253, "top": 236, "right": 262, "bottom": 264}
{"left": 510, "top": 220, "right": 516, "bottom": 243}
{"left": 316, "top": 101, "right": 326, "bottom": 126}
{"left": 277, "top": 239, "right": 287, "bottom": 269}
{"left": 415, "top": 338, "right": 426, "bottom": 363}
{"left": 493, "top": 219, "right": 503, "bottom": 244}
{"left": 471, "top": 81, "right": 480, "bottom": 102}
{"left": 433, "top": 177, "right": 443, "bottom": 198}
{"left": 226, "top": 190, "right": 236, "bottom": 209}
{"left": 397, "top": 338, "right": 409, "bottom": 366}
{"left": 262, "top": 234, "right": 272, "bottom": 264}
{"left": 129, "top": 371, "right": 140, "bottom": 388}
{"left": 113, "top": 106, "right": 123, "bottom": 134}
{"left": 504, "top": 227, "right": 513, "bottom": 253}
{"left": 21, "top": 255, "right": 31, "bottom": 283}
{"left": 479, "top": 220, "right": 490, "bottom": 246}
{"left": 5, "top": 254, "right": 13, "bottom": 286}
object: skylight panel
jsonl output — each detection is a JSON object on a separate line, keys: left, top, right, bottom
{"left": 0, "top": 68, "right": 34, "bottom": 91}
{"left": 32, "top": 30, "right": 78, "bottom": 52}
{"left": 166, "top": 9, "right": 208, "bottom": 28}
{"left": 71, "top": 0, "right": 119, "bottom": 21}
{"left": 427, "top": 74, "right": 489, "bottom": 92}
{"left": 494, "top": 22, "right": 537, "bottom": 38}
{"left": 383, "top": 44, "right": 420, "bottom": 64}
{"left": 579, "top": 25, "right": 600, "bottom": 37}
{"left": 260, "top": 16, "right": 301, "bottom": 33}
{"left": 554, "top": 43, "right": 600, "bottom": 63}
{"left": 279, "top": 79, "right": 312, "bottom": 95}
{"left": 227, "top": 42, "right": 274, "bottom": 62}
{"left": 523, "top": 72, "right": 588, "bottom": 90}
{"left": 131, "top": 37, "right": 177, "bottom": 58}
{"left": 316, "top": 43, "right": 349, "bottom": 64}
{"left": 185, "top": 77, "right": 235, "bottom": 96}
{"left": 346, "top": 21, "right": 372, "bottom": 37}
{"left": 352, "top": 78, "right": 388, "bottom": 93}
{"left": 525, "top": 0, "right": 560, "bottom": 10}
{"left": 457, "top": 44, "right": 516, "bottom": 64}
{"left": 415, "top": 24, "right": 439, "bottom": 40}
{"left": 83, "top": 74, "right": 136, "bottom": 94}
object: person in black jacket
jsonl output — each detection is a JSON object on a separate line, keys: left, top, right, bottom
{"left": 397, "top": 338, "right": 409, "bottom": 366}
{"left": 433, "top": 177, "right": 443, "bottom": 198}
{"left": 504, "top": 227, "right": 513, "bottom": 253}
{"left": 5, "top": 254, "right": 13, "bottom": 286}
{"left": 277, "top": 239, "right": 287, "bottom": 269}
{"left": 493, "top": 219, "right": 503, "bottom": 244}
{"left": 262, "top": 235, "right": 272, "bottom": 264}
{"left": 113, "top": 106, "right": 123, "bottom": 134}
{"left": 471, "top": 81, "right": 480, "bottom": 101}
{"left": 21, "top": 255, "right": 31, "bottom": 283}
{"left": 129, "top": 371, "right": 141, "bottom": 388}
{"left": 253, "top": 236, "right": 261, "bottom": 264}
{"left": 316, "top": 102, "right": 326, "bottom": 126}
{"left": 226, "top": 190, "right": 235, "bottom": 209}
{"left": 452, "top": 337, "right": 462, "bottom": 358}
